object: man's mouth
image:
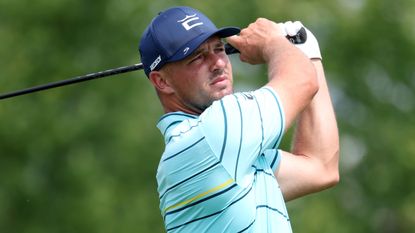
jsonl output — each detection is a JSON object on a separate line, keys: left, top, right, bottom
{"left": 210, "top": 76, "right": 227, "bottom": 85}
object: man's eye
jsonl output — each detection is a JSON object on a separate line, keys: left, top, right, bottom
{"left": 190, "top": 55, "right": 202, "bottom": 63}
{"left": 216, "top": 46, "right": 225, "bottom": 52}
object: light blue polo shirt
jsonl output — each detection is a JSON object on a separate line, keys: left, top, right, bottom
{"left": 156, "top": 87, "right": 292, "bottom": 232}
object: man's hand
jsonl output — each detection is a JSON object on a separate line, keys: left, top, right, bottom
{"left": 226, "top": 18, "right": 289, "bottom": 64}
{"left": 282, "top": 21, "right": 322, "bottom": 60}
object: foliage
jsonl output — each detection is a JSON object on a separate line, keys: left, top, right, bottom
{"left": 1, "top": 0, "right": 414, "bottom": 232}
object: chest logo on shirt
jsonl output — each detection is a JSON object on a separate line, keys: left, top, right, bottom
{"left": 242, "top": 93, "right": 254, "bottom": 100}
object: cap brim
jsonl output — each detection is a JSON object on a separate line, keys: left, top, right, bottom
{"left": 215, "top": 26, "right": 241, "bottom": 38}
{"left": 168, "top": 26, "right": 240, "bottom": 63}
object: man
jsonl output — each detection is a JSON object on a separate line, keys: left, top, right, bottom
{"left": 139, "top": 6, "right": 339, "bottom": 232}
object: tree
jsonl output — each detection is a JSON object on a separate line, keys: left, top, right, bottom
{"left": 1, "top": 0, "right": 414, "bottom": 232}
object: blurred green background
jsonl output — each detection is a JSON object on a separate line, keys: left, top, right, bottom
{"left": 1, "top": 0, "right": 414, "bottom": 232}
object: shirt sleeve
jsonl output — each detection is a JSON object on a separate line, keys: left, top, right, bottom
{"left": 199, "top": 87, "right": 285, "bottom": 182}
{"left": 263, "top": 149, "right": 282, "bottom": 173}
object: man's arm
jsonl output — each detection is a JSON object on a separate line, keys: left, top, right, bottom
{"left": 228, "top": 19, "right": 338, "bottom": 200}
{"left": 276, "top": 59, "right": 340, "bottom": 201}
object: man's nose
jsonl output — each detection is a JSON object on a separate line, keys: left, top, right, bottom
{"left": 208, "top": 52, "right": 227, "bottom": 72}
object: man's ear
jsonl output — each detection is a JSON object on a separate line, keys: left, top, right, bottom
{"left": 149, "top": 71, "right": 174, "bottom": 94}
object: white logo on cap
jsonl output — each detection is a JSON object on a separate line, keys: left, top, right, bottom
{"left": 177, "top": 14, "right": 203, "bottom": 31}
{"left": 150, "top": 55, "right": 161, "bottom": 71}
{"left": 183, "top": 47, "right": 190, "bottom": 55}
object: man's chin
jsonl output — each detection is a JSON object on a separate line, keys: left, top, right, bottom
{"left": 214, "top": 88, "right": 233, "bottom": 100}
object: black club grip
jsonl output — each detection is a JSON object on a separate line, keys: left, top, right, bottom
{"left": 286, "top": 27, "right": 307, "bottom": 44}
{"left": 225, "top": 27, "right": 307, "bottom": 55}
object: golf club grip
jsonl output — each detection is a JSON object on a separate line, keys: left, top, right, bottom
{"left": 224, "top": 27, "right": 307, "bottom": 54}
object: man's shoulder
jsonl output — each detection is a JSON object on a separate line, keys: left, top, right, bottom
{"left": 157, "top": 111, "right": 200, "bottom": 143}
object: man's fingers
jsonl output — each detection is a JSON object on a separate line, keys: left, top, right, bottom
{"left": 226, "top": 35, "right": 242, "bottom": 51}
{"left": 226, "top": 35, "right": 240, "bottom": 45}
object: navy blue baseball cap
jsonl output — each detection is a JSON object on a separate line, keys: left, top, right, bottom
{"left": 139, "top": 6, "right": 240, "bottom": 77}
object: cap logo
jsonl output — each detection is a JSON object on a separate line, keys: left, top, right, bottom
{"left": 183, "top": 47, "right": 190, "bottom": 55}
{"left": 150, "top": 55, "right": 161, "bottom": 71}
{"left": 177, "top": 14, "right": 203, "bottom": 31}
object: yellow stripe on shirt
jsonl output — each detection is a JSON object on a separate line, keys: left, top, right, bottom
{"left": 164, "top": 178, "right": 234, "bottom": 213}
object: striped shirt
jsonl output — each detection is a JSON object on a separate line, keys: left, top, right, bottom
{"left": 156, "top": 87, "right": 292, "bottom": 232}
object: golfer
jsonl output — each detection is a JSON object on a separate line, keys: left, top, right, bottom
{"left": 139, "top": 6, "right": 339, "bottom": 232}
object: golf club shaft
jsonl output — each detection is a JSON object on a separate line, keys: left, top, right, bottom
{"left": 0, "top": 28, "right": 306, "bottom": 100}
{"left": 0, "top": 63, "right": 144, "bottom": 100}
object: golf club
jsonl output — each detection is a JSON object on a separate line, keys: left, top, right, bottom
{"left": 0, "top": 28, "right": 306, "bottom": 100}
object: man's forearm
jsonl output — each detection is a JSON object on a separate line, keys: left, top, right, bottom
{"left": 291, "top": 59, "right": 339, "bottom": 190}
{"left": 266, "top": 36, "right": 319, "bottom": 130}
